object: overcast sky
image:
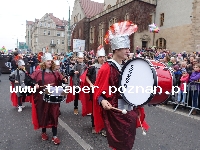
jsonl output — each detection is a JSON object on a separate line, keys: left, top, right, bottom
{"left": 0, "top": 0, "right": 104, "bottom": 50}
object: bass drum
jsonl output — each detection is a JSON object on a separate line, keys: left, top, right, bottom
{"left": 119, "top": 58, "right": 175, "bottom": 106}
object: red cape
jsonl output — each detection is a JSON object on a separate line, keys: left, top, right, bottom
{"left": 65, "top": 77, "right": 75, "bottom": 103}
{"left": 35, "top": 65, "right": 40, "bottom": 71}
{"left": 79, "top": 69, "right": 93, "bottom": 116}
{"left": 93, "top": 63, "right": 149, "bottom": 133}
{"left": 10, "top": 82, "right": 33, "bottom": 107}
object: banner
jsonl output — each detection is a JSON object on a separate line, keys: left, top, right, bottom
{"left": 73, "top": 39, "right": 85, "bottom": 52}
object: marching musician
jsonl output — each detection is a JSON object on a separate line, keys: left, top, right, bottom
{"left": 66, "top": 52, "right": 87, "bottom": 115}
{"left": 93, "top": 21, "right": 148, "bottom": 150}
{"left": 80, "top": 45, "right": 106, "bottom": 135}
{"left": 30, "top": 53, "right": 67, "bottom": 145}
{"left": 54, "top": 60, "right": 61, "bottom": 72}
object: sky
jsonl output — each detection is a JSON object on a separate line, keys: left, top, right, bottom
{"left": 0, "top": 0, "right": 104, "bottom": 50}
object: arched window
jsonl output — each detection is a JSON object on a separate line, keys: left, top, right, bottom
{"left": 109, "top": 18, "right": 117, "bottom": 27}
{"left": 125, "top": 13, "right": 129, "bottom": 21}
{"left": 98, "top": 22, "right": 104, "bottom": 45}
{"left": 156, "top": 38, "right": 166, "bottom": 49}
{"left": 90, "top": 26, "right": 95, "bottom": 43}
{"left": 75, "top": 14, "right": 78, "bottom": 23}
{"left": 79, "top": 28, "right": 81, "bottom": 38}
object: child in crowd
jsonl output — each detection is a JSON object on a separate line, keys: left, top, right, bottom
{"left": 177, "top": 69, "right": 189, "bottom": 104}
{"left": 173, "top": 65, "right": 182, "bottom": 87}
{"left": 9, "top": 60, "right": 27, "bottom": 112}
{"left": 189, "top": 63, "right": 200, "bottom": 115}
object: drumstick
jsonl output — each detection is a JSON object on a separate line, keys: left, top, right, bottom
{"left": 138, "top": 117, "right": 147, "bottom": 136}
{"left": 40, "top": 83, "right": 54, "bottom": 87}
{"left": 111, "top": 107, "right": 127, "bottom": 114}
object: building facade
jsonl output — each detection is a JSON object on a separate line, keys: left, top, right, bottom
{"left": 26, "top": 13, "right": 68, "bottom": 54}
{"left": 71, "top": 0, "right": 156, "bottom": 54}
{"left": 71, "top": 0, "right": 200, "bottom": 54}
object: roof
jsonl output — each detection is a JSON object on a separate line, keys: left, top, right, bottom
{"left": 26, "top": 21, "right": 34, "bottom": 25}
{"left": 49, "top": 13, "right": 68, "bottom": 26}
{"left": 80, "top": 0, "right": 104, "bottom": 18}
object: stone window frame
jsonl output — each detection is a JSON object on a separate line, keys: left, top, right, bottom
{"left": 48, "top": 31, "right": 50, "bottom": 35}
{"left": 62, "top": 40, "right": 64, "bottom": 44}
{"left": 109, "top": 17, "right": 117, "bottom": 27}
{"left": 90, "top": 26, "right": 95, "bottom": 44}
{"left": 149, "top": 14, "right": 153, "bottom": 24}
{"left": 156, "top": 38, "right": 166, "bottom": 49}
{"left": 57, "top": 32, "right": 60, "bottom": 36}
{"left": 98, "top": 22, "right": 104, "bottom": 45}
{"left": 160, "top": 13, "right": 164, "bottom": 27}
{"left": 79, "top": 28, "right": 81, "bottom": 38}
{"left": 57, "top": 39, "right": 60, "bottom": 45}
{"left": 125, "top": 13, "right": 129, "bottom": 21}
{"left": 44, "top": 30, "right": 46, "bottom": 35}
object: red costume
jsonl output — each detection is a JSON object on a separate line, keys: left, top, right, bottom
{"left": 93, "top": 62, "right": 149, "bottom": 150}
{"left": 30, "top": 70, "right": 63, "bottom": 130}
{"left": 79, "top": 69, "right": 93, "bottom": 116}
{"left": 10, "top": 82, "right": 33, "bottom": 107}
{"left": 35, "top": 65, "right": 40, "bottom": 71}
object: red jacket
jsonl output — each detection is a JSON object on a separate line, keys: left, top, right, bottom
{"left": 179, "top": 74, "right": 189, "bottom": 91}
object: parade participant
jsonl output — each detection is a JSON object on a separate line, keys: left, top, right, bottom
{"left": 11, "top": 48, "right": 22, "bottom": 72}
{"left": 54, "top": 60, "right": 61, "bottom": 71}
{"left": 66, "top": 52, "right": 87, "bottom": 115}
{"left": 28, "top": 53, "right": 37, "bottom": 74}
{"left": 30, "top": 53, "right": 67, "bottom": 145}
{"left": 9, "top": 59, "right": 32, "bottom": 112}
{"left": 35, "top": 52, "right": 43, "bottom": 71}
{"left": 79, "top": 45, "right": 106, "bottom": 135}
{"left": 54, "top": 59, "right": 65, "bottom": 116}
{"left": 93, "top": 21, "right": 149, "bottom": 150}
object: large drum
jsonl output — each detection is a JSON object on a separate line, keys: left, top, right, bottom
{"left": 43, "top": 86, "right": 66, "bottom": 103}
{"left": 119, "top": 58, "right": 175, "bottom": 106}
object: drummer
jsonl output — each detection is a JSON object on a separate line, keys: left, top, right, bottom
{"left": 93, "top": 21, "right": 148, "bottom": 150}
{"left": 30, "top": 53, "right": 67, "bottom": 145}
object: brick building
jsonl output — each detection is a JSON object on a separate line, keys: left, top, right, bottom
{"left": 71, "top": 0, "right": 156, "bottom": 54}
{"left": 71, "top": 0, "right": 200, "bottom": 54}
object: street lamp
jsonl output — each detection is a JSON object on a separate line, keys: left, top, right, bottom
{"left": 66, "top": 0, "right": 71, "bottom": 52}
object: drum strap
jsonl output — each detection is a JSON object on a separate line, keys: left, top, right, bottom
{"left": 17, "top": 69, "right": 21, "bottom": 86}
{"left": 107, "top": 59, "right": 122, "bottom": 72}
{"left": 42, "top": 69, "right": 45, "bottom": 86}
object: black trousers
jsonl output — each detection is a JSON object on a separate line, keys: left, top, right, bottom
{"left": 90, "top": 92, "right": 95, "bottom": 127}
{"left": 18, "top": 96, "right": 26, "bottom": 106}
{"left": 42, "top": 126, "right": 57, "bottom": 136}
{"left": 74, "top": 88, "right": 79, "bottom": 109}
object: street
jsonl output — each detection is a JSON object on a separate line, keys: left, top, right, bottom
{"left": 0, "top": 74, "right": 200, "bottom": 150}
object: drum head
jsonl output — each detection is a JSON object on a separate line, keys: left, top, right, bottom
{"left": 120, "top": 58, "right": 157, "bottom": 106}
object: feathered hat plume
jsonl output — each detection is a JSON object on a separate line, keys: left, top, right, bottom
{"left": 104, "top": 21, "right": 138, "bottom": 49}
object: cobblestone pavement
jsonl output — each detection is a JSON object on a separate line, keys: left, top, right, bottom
{"left": 0, "top": 74, "right": 200, "bottom": 150}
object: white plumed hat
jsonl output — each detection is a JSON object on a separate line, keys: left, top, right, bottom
{"left": 96, "top": 45, "right": 105, "bottom": 57}
{"left": 104, "top": 21, "right": 138, "bottom": 50}
{"left": 77, "top": 52, "right": 84, "bottom": 58}
{"left": 42, "top": 53, "right": 53, "bottom": 62}
{"left": 18, "top": 59, "right": 25, "bottom": 66}
{"left": 54, "top": 60, "right": 60, "bottom": 65}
